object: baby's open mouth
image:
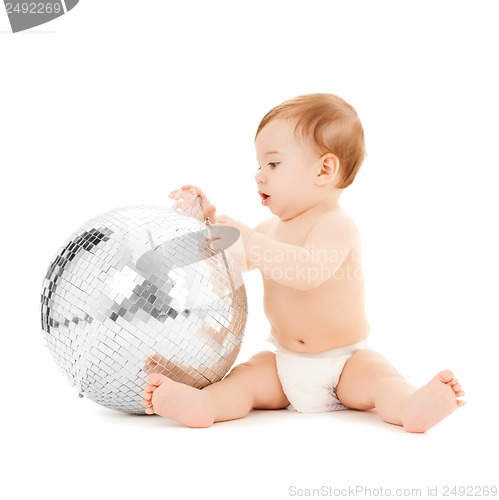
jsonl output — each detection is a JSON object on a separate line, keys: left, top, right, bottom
{"left": 259, "top": 192, "right": 270, "bottom": 205}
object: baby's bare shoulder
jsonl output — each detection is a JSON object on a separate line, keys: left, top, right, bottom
{"left": 253, "top": 216, "right": 279, "bottom": 235}
{"left": 308, "top": 209, "right": 360, "bottom": 244}
{"left": 314, "top": 209, "right": 358, "bottom": 230}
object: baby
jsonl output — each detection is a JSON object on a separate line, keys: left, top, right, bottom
{"left": 142, "top": 93, "right": 465, "bottom": 432}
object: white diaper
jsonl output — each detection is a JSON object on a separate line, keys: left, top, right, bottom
{"left": 269, "top": 337, "right": 368, "bottom": 413}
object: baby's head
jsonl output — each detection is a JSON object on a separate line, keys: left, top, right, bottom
{"left": 254, "top": 94, "right": 365, "bottom": 219}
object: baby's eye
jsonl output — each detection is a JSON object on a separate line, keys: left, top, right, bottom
{"left": 268, "top": 162, "right": 280, "bottom": 169}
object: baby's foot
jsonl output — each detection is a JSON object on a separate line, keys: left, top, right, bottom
{"left": 143, "top": 353, "right": 200, "bottom": 387}
{"left": 142, "top": 373, "right": 215, "bottom": 428}
{"left": 402, "top": 370, "right": 465, "bottom": 433}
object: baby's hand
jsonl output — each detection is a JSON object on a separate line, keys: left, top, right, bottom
{"left": 169, "top": 184, "right": 217, "bottom": 224}
{"left": 216, "top": 215, "right": 254, "bottom": 247}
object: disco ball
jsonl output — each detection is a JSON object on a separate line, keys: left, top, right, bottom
{"left": 40, "top": 205, "right": 247, "bottom": 414}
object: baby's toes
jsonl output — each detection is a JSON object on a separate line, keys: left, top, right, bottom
{"left": 142, "top": 390, "right": 155, "bottom": 413}
{"left": 438, "top": 369, "right": 454, "bottom": 383}
{"left": 144, "top": 384, "right": 157, "bottom": 396}
{"left": 451, "top": 380, "right": 465, "bottom": 401}
{"left": 148, "top": 373, "right": 166, "bottom": 386}
{"left": 449, "top": 378, "right": 464, "bottom": 396}
{"left": 142, "top": 382, "right": 157, "bottom": 400}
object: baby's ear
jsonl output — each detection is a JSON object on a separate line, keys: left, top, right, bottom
{"left": 316, "top": 154, "right": 340, "bottom": 186}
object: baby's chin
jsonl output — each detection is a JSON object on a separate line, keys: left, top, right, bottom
{"left": 265, "top": 199, "right": 303, "bottom": 220}
{"left": 267, "top": 205, "right": 281, "bottom": 217}
{"left": 277, "top": 211, "right": 297, "bottom": 222}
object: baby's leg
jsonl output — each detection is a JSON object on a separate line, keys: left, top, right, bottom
{"left": 142, "top": 351, "right": 289, "bottom": 428}
{"left": 336, "top": 350, "right": 465, "bottom": 433}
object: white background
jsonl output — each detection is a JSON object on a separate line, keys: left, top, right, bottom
{"left": 1, "top": 1, "right": 498, "bottom": 499}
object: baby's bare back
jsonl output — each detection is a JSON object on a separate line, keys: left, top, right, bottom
{"left": 258, "top": 211, "right": 370, "bottom": 353}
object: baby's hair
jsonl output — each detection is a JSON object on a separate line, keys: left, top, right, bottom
{"left": 255, "top": 94, "right": 366, "bottom": 188}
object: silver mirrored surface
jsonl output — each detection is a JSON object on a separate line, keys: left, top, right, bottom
{"left": 40, "top": 206, "right": 247, "bottom": 414}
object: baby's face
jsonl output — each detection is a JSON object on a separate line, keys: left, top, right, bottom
{"left": 255, "top": 118, "right": 324, "bottom": 221}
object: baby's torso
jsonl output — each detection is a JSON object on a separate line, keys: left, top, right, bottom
{"left": 259, "top": 215, "right": 370, "bottom": 353}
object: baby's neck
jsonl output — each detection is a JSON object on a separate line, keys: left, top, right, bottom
{"left": 283, "top": 191, "right": 343, "bottom": 223}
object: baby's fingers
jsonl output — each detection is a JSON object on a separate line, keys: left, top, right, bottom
{"left": 205, "top": 204, "right": 217, "bottom": 224}
{"left": 169, "top": 185, "right": 196, "bottom": 199}
{"left": 171, "top": 195, "right": 205, "bottom": 220}
{"left": 168, "top": 189, "right": 181, "bottom": 200}
{"left": 171, "top": 190, "right": 187, "bottom": 201}
{"left": 168, "top": 185, "right": 214, "bottom": 221}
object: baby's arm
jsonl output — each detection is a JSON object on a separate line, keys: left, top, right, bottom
{"left": 220, "top": 217, "right": 274, "bottom": 273}
{"left": 169, "top": 185, "right": 264, "bottom": 274}
{"left": 247, "top": 213, "right": 358, "bottom": 290}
